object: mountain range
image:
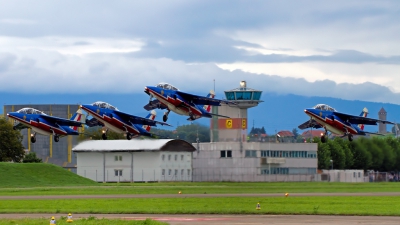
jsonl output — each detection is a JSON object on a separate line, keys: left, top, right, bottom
{"left": 1, "top": 92, "right": 399, "bottom": 135}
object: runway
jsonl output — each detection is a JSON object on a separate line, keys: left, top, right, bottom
{"left": 0, "top": 214, "right": 400, "bottom": 225}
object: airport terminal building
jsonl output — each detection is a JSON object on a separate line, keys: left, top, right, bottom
{"left": 192, "top": 142, "right": 318, "bottom": 182}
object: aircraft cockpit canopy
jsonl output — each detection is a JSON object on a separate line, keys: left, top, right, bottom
{"left": 313, "top": 104, "right": 336, "bottom": 112}
{"left": 16, "top": 108, "right": 47, "bottom": 115}
{"left": 91, "top": 101, "right": 119, "bottom": 111}
{"left": 156, "top": 83, "right": 179, "bottom": 91}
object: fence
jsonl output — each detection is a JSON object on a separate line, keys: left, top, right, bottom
{"left": 79, "top": 169, "right": 192, "bottom": 183}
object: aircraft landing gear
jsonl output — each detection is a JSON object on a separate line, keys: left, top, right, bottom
{"left": 163, "top": 110, "right": 170, "bottom": 122}
{"left": 126, "top": 133, "right": 132, "bottom": 140}
{"left": 30, "top": 133, "right": 37, "bottom": 143}
{"left": 102, "top": 129, "right": 108, "bottom": 140}
{"left": 54, "top": 135, "right": 60, "bottom": 142}
{"left": 321, "top": 129, "right": 328, "bottom": 143}
{"left": 189, "top": 112, "right": 195, "bottom": 121}
{"left": 348, "top": 133, "right": 354, "bottom": 142}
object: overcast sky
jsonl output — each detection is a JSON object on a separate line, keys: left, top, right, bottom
{"left": 1, "top": 0, "right": 400, "bottom": 103}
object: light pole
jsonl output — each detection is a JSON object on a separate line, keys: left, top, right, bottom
{"left": 330, "top": 159, "right": 333, "bottom": 170}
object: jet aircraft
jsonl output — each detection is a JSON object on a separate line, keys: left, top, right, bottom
{"left": 7, "top": 108, "right": 84, "bottom": 143}
{"left": 298, "top": 104, "right": 394, "bottom": 142}
{"left": 80, "top": 101, "right": 170, "bottom": 140}
{"left": 144, "top": 82, "right": 233, "bottom": 122}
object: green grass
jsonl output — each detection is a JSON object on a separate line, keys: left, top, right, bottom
{"left": 0, "top": 218, "right": 167, "bottom": 225}
{"left": 0, "top": 182, "right": 400, "bottom": 196}
{"left": 0, "top": 163, "right": 98, "bottom": 188}
{"left": 0, "top": 196, "right": 399, "bottom": 216}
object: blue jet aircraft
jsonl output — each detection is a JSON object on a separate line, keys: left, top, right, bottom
{"left": 144, "top": 82, "right": 232, "bottom": 122}
{"left": 80, "top": 101, "right": 171, "bottom": 140}
{"left": 7, "top": 108, "right": 84, "bottom": 143}
{"left": 298, "top": 104, "right": 394, "bottom": 142}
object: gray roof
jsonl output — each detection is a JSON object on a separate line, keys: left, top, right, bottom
{"left": 72, "top": 139, "right": 196, "bottom": 152}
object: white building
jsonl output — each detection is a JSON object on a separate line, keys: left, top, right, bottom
{"left": 72, "top": 139, "right": 196, "bottom": 182}
{"left": 193, "top": 142, "right": 318, "bottom": 182}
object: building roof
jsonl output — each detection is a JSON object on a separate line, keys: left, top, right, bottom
{"left": 277, "top": 130, "right": 294, "bottom": 137}
{"left": 301, "top": 130, "right": 324, "bottom": 138}
{"left": 379, "top": 107, "right": 387, "bottom": 114}
{"left": 72, "top": 139, "right": 196, "bottom": 152}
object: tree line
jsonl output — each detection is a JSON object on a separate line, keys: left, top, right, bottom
{"left": 315, "top": 136, "right": 400, "bottom": 172}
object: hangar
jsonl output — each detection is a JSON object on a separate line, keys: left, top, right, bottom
{"left": 72, "top": 139, "right": 196, "bottom": 182}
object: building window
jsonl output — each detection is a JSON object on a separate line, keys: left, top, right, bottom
{"left": 245, "top": 150, "right": 257, "bottom": 157}
{"left": 221, "top": 150, "right": 232, "bottom": 158}
{"left": 181, "top": 169, "right": 184, "bottom": 176}
{"left": 175, "top": 155, "right": 178, "bottom": 161}
{"left": 162, "top": 155, "right": 165, "bottom": 161}
{"left": 114, "top": 156, "right": 118, "bottom": 161}
{"left": 162, "top": 169, "right": 165, "bottom": 175}
{"left": 181, "top": 155, "right": 184, "bottom": 161}
{"left": 175, "top": 169, "right": 178, "bottom": 176}
{"left": 114, "top": 169, "right": 122, "bottom": 176}
{"left": 168, "top": 155, "right": 171, "bottom": 161}
{"left": 115, "top": 155, "right": 122, "bottom": 161}
{"left": 187, "top": 169, "right": 191, "bottom": 176}
{"left": 220, "top": 150, "right": 226, "bottom": 158}
{"left": 119, "top": 155, "right": 122, "bottom": 161}
{"left": 168, "top": 169, "right": 172, "bottom": 176}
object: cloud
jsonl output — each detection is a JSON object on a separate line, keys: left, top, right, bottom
{"left": 1, "top": 50, "right": 400, "bottom": 105}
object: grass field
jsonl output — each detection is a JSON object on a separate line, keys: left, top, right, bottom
{"left": 0, "top": 163, "right": 97, "bottom": 188}
{"left": 0, "top": 196, "right": 399, "bottom": 216}
{"left": 0, "top": 218, "right": 167, "bottom": 225}
{"left": 0, "top": 182, "right": 399, "bottom": 196}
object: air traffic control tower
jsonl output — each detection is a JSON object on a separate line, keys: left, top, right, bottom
{"left": 210, "top": 81, "right": 263, "bottom": 142}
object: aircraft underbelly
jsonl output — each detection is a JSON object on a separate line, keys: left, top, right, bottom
{"left": 88, "top": 112, "right": 139, "bottom": 134}
{"left": 158, "top": 98, "right": 189, "bottom": 116}
{"left": 311, "top": 116, "right": 344, "bottom": 135}
{"left": 31, "top": 127, "right": 52, "bottom": 136}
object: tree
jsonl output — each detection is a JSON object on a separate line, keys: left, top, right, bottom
{"left": 313, "top": 137, "right": 331, "bottom": 169}
{"left": 0, "top": 118, "right": 25, "bottom": 162}
{"left": 348, "top": 139, "right": 371, "bottom": 170}
{"left": 327, "top": 138, "right": 346, "bottom": 169}
{"left": 79, "top": 127, "right": 125, "bottom": 141}
{"left": 292, "top": 128, "right": 299, "bottom": 139}
{"left": 334, "top": 137, "right": 353, "bottom": 169}
{"left": 23, "top": 152, "right": 42, "bottom": 163}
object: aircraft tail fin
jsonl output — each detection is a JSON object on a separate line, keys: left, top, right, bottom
{"left": 142, "top": 110, "right": 156, "bottom": 132}
{"left": 203, "top": 90, "right": 215, "bottom": 113}
{"left": 69, "top": 108, "right": 85, "bottom": 131}
{"left": 358, "top": 107, "right": 369, "bottom": 131}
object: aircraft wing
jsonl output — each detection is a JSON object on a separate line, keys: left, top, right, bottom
{"left": 176, "top": 91, "right": 235, "bottom": 106}
{"left": 85, "top": 118, "right": 104, "bottom": 127}
{"left": 143, "top": 99, "right": 168, "bottom": 111}
{"left": 298, "top": 119, "right": 322, "bottom": 130}
{"left": 13, "top": 122, "right": 29, "bottom": 130}
{"left": 113, "top": 111, "right": 171, "bottom": 127}
{"left": 40, "top": 115, "right": 83, "bottom": 127}
{"left": 333, "top": 112, "right": 395, "bottom": 125}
